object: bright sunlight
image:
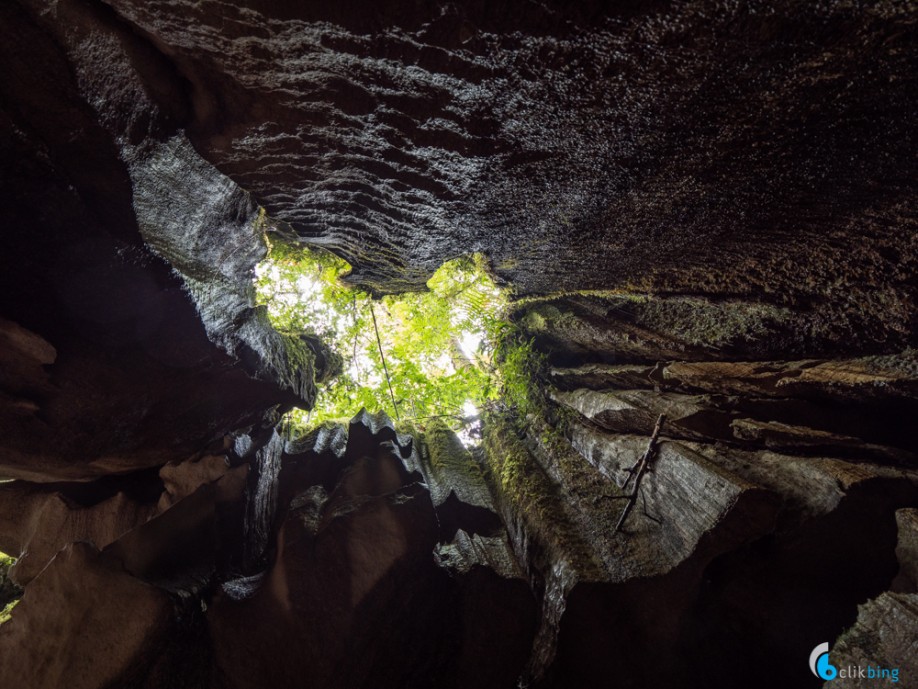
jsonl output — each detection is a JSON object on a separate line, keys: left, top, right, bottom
{"left": 254, "top": 240, "right": 515, "bottom": 442}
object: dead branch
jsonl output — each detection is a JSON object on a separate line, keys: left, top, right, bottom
{"left": 613, "top": 414, "right": 666, "bottom": 534}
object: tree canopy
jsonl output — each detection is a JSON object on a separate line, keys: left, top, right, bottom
{"left": 255, "top": 241, "right": 526, "bottom": 440}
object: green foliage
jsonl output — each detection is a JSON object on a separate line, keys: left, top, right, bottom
{"left": 0, "top": 599, "right": 17, "bottom": 625}
{"left": 483, "top": 415, "right": 554, "bottom": 522}
{"left": 256, "top": 242, "right": 536, "bottom": 436}
{"left": 492, "top": 328, "right": 548, "bottom": 418}
{"left": 0, "top": 550, "right": 19, "bottom": 626}
{"left": 423, "top": 418, "right": 485, "bottom": 481}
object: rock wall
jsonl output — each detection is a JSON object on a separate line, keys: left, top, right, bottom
{"left": 0, "top": 0, "right": 338, "bottom": 481}
{"left": 0, "top": 413, "right": 537, "bottom": 689}
{"left": 99, "top": 0, "right": 917, "bottom": 311}
{"left": 483, "top": 331, "right": 918, "bottom": 687}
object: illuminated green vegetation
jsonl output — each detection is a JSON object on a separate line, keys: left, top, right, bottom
{"left": 255, "top": 241, "right": 544, "bottom": 439}
{"left": 0, "top": 600, "right": 16, "bottom": 625}
{"left": 0, "top": 551, "right": 19, "bottom": 626}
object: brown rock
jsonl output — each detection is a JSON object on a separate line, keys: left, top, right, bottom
{"left": 0, "top": 542, "right": 172, "bottom": 689}
{"left": 209, "top": 428, "right": 536, "bottom": 689}
{"left": 664, "top": 354, "right": 918, "bottom": 401}
{"left": 158, "top": 452, "right": 233, "bottom": 510}
{"left": 0, "top": 481, "right": 159, "bottom": 586}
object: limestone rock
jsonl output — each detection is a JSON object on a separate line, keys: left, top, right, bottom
{"left": 158, "top": 452, "right": 234, "bottom": 510}
{"left": 537, "top": 416, "right": 918, "bottom": 688}
{"left": 562, "top": 420, "right": 780, "bottom": 579}
{"left": 664, "top": 354, "right": 918, "bottom": 402}
{"left": 92, "top": 0, "right": 918, "bottom": 325}
{"left": 551, "top": 353, "right": 918, "bottom": 403}
{"left": 552, "top": 387, "right": 733, "bottom": 441}
{"left": 0, "top": 318, "right": 56, "bottom": 420}
{"left": 553, "top": 385, "right": 917, "bottom": 461}
{"left": 0, "top": 1, "right": 916, "bottom": 687}
{"left": 826, "top": 593, "right": 918, "bottom": 689}
{"left": 515, "top": 292, "right": 915, "bottom": 365}
{"left": 0, "top": 480, "right": 159, "bottom": 586}
{"left": 730, "top": 418, "right": 913, "bottom": 465}
{"left": 550, "top": 363, "right": 662, "bottom": 391}
{"left": 208, "top": 413, "right": 536, "bottom": 689}
{"left": 0, "top": 1, "right": 334, "bottom": 481}
{"left": 0, "top": 542, "right": 173, "bottom": 689}
{"left": 414, "top": 420, "right": 503, "bottom": 538}
{"left": 894, "top": 508, "right": 918, "bottom": 592}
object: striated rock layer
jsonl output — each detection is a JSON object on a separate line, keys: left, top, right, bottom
{"left": 496, "top": 346, "right": 918, "bottom": 687}
{"left": 5, "top": 0, "right": 916, "bottom": 319}
{"left": 100, "top": 0, "right": 917, "bottom": 317}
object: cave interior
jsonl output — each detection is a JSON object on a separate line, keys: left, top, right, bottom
{"left": 0, "top": 1, "right": 916, "bottom": 688}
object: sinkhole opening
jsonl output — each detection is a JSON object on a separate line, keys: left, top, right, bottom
{"left": 254, "top": 239, "right": 542, "bottom": 445}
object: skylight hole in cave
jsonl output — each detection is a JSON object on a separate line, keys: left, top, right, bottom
{"left": 254, "top": 238, "right": 511, "bottom": 445}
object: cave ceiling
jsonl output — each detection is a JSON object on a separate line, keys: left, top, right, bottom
{"left": 2, "top": 0, "right": 915, "bottom": 479}
{"left": 10, "top": 0, "right": 916, "bottom": 299}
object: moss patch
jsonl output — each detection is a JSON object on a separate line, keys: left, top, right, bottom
{"left": 424, "top": 419, "right": 484, "bottom": 482}
{"left": 483, "top": 414, "right": 600, "bottom": 576}
{"left": 492, "top": 330, "right": 549, "bottom": 419}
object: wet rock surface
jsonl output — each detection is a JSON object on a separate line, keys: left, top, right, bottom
{"left": 519, "top": 345, "right": 918, "bottom": 688}
{"left": 515, "top": 292, "right": 918, "bottom": 364}
{"left": 0, "top": 479, "right": 160, "bottom": 586}
{"left": 0, "top": 541, "right": 174, "bottom": 689}
{"left": 0, "top": 0, "right": 336, "bottom": 481}
{"left": 894, "top": 508, "right": 918, "bottom": 592}
{"left": 94, "top": 0, "right": 918, "bottom": 316}
{"left": 6, "top": 1, "right": 915, "bottom": 312}
{"left": 211, "top": 414, "right": 535, "bottom": 689}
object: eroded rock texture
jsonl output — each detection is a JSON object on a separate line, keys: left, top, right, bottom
{"left": 0, "top": 0, "right": 340, "bottom": 482}
{"left": 100, "top": 0, "right": 917, "bottom": 311}
{"left": 0, "top": 413, "right": 537, "bottom": 689}
{"left": 210, "top": 414, "right": 535, "bottom": 689}
{"left": 7, "top": 0, "right": 916, "bottom": 306}
{"left": 493, "top": 346, "right": 918, "bottom": 688}
{"left": 1, "top": 0, "right": 916, "bottom": 688}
